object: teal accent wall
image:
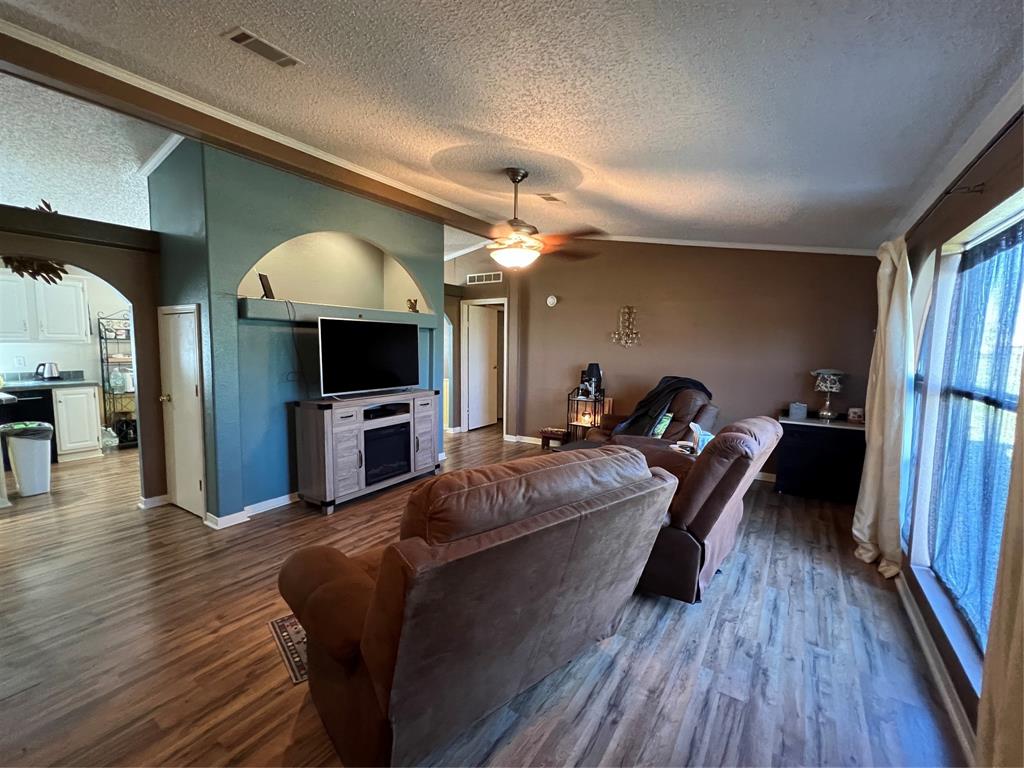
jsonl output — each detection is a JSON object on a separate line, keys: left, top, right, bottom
{"left": 149, "top": 141, "right": 444, "bottom": 516}
{"left": 149, "top": 140, "right": 222, "bottom": 509}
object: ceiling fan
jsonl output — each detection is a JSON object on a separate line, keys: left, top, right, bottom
{"left": 487, "top": 167, "right": 601, "bottom": 269}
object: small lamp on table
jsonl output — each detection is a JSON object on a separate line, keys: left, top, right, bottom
{"left": 811, "top": 369, "right": 844, "bottom": 421}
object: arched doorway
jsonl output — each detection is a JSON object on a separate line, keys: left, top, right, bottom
{"left": 1, "top": 261, "right": 141, "bottom": 507}
{"left": 0, "top": 230, "right": 165, "bottom": 506}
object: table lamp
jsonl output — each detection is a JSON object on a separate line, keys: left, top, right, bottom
{"left": 811, "top": 369, "right": 844, "bottom": 420}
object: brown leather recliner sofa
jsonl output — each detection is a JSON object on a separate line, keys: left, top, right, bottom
{"left": 279, "top": 446, "right": 677, "bottom": 766}
{"left": 586, "top": 387, "right": 720, "bottom": 444}
{"left": 617, "top": 416, "right": 783, "bottom": 603}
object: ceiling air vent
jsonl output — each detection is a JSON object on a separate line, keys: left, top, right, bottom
{"left": 222, "top": 27, "right": 301, "bottom": 68}
{"left": 466, "top": 271, "right": 503, "bottom": 285}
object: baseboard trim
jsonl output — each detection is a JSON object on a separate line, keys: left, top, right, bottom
{"left": 137, "top": 494, "right": 170, "bottom": 510}
{"left": 895, "top": 575, "right": 975, "bottom": 761}
{"left": 445, "top": 427, "right": 465, "bottom": 434}
{"left": 755, "top": 471, "right": 777, "bottom": 483}
{"left": 57, "top": 449, "right": 103, "bottom": 463}
{"left": 204, "top": 510, "right": 251, "bottom": 530}
{"left": 242, "top": 492, "right": 299, "bottom": 516}
{"left": 506, "top": 435, "right": 543, "bottom": 445}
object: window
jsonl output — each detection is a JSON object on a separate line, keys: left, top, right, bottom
{"left": 908, "top": 221, "right": 1023, "bottom": 650}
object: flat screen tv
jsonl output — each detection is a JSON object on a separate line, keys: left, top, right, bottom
{"left": 318, "top": 318, "right": 419, "bottom": 396}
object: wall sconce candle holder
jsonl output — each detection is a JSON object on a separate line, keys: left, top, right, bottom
{"left": 610, "top": 306, "right": 641, "bottom": 348}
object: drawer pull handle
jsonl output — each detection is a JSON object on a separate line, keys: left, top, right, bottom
{"left": 357, "top": 450, "right": 363, "bottom": 468}
{"left": 337, "top": 413, "right": 354, "bottom": 419}
{"left": 415, "top": 435, "right": 420, "bottom": 451}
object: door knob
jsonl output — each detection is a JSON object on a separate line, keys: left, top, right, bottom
{"left": 159, "top": 394, "right": 172, "bottom": 403}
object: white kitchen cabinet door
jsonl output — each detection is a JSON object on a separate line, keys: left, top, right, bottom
{"left": 0, "top": 271, "right": 31, "bottom": 340}
{"left": 53, "top": 387, "right": 101, "bottom": 454}
{"left": 35, "top": 276, "right": 89, "bottom": 342}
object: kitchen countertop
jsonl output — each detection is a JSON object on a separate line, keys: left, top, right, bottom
{"left": 0, "top": 380, "right": 100, "bottom": 393}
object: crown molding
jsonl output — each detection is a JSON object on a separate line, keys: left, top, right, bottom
{"left": 0, "top": 21, "right": 494, "bottom": 236}
{"left": 893, "top": 74, "right": 1024, "bottom": 240}
{"left": 585, "top": 235, "right": 876, "bottom": 257}
{"left": 137, "top": 133, "right": 184, "bottom": 177}
{"left": 0, "top": 19, "right": 886, "bottom": 258}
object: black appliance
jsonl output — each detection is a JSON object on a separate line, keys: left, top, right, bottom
{"left": 363, "top": 422, "right": 411, "bottom": 486}
{"left": 318, "top": 318, "right": 419, "bottom": 396}
{"left": 1, "top": 389, "right": 58, "bottom": 470}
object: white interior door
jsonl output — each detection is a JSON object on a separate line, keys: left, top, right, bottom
{"left": 465, "top": 304, "right": 498, "bottom": 430}
{"left": 158, "top": 307, "right": 206, "bottom": 518}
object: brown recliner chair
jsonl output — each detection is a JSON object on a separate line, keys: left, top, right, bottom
{"left": 629, "top": 417, "right": 783, "bottom": 603}
{"left": 586, "top": 387, "right": 720, "bottom": 444}
{"left": 279, "top": 447, "right": 677, "bottom": 766}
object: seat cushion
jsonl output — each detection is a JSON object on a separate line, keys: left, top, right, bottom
{"left": 400, "top": 446, "right": 652, "bottom": 544}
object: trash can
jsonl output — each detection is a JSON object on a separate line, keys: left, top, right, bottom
{"left": 0, "top": 421, "right": 54, "bottom": 497}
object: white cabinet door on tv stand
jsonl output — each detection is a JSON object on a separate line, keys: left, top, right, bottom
{"left": 332, "top": 407, "right": 364, "bottom": 497}
{"left": 413, "top": 395, "right": 435, "bottom": 472}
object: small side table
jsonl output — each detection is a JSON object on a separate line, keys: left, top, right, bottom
{"left": 540, "top": 427, "right": 570, "bottom": 450}
{"left": 774, "top": 416, "right": 866, "bottom": 502}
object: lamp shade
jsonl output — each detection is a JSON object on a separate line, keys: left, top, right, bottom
{"left": 490, "top": 246, "right": 540, "bottom": 269}
{"left": 811, "top": 368, "right": 844, "bottom": 393}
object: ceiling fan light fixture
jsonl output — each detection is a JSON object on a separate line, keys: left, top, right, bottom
{"left": 489, "top": 245, "right": 541, "bottom": 269}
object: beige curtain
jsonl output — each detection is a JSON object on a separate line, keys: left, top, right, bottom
{"left": 852, "top": 238, "right": 914, "bottom": 578}
{"left": 975, "top": 366, "right": 1024, "bottom": 766}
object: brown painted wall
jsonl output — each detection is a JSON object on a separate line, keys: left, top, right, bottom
{"left": 516, "top": 241, "right": 877, "bottom": 439}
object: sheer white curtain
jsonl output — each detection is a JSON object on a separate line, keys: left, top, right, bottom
{"left": 852, "top": 238, "right": 914, "bottom": 578}
{"left": 976, "top": 365, "right": 1024, "bottom": 767}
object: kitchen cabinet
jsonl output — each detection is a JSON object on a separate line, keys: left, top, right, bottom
{"left": 52, "top": 386, "right": 102, "bottom": 460}
{"left": 0, "top": 271, "right": 31, "bottom": 340}
{"left": 34, "top": 276, "right": 89, "bottom": 342}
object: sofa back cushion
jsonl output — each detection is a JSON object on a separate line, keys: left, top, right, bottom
{"left": 400, "top": 446, "right": 654, "bottom": 544}
{"left": 670, "top": 416, "right": 783, "bottom": 539}
{"left": 362, "top": 447, "right": 677, "bottom": 765}
{"left": 661, "top": 389, "right": 713, "bottom": 441}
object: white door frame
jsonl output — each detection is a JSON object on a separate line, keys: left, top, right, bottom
{"left": 460, "top": 298, "right": 508, "bottom": 439}
{"left": 158, "top": 304, "right": 207, "bottom": 518}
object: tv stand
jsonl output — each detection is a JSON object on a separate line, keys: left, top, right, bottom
{"left": 295, "top": 388, "right": 439, "bottom": 514}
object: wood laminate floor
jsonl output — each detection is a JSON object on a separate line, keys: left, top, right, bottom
{"left": 0, "top": 428, "right": 961, "bottom": 767}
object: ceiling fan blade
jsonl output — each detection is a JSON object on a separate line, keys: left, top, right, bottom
{"left": 547, "top": 247, "right": 598, "bottom": 261}
{"left": 538, "top": 226, "right": 604, "bottom": 253}
{"left": 488, "top": 221, "right": 514, "bottom": 239}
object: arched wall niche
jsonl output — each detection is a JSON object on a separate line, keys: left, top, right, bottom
{"left": 237, "top": 231, "right": 429, "bottom": 313}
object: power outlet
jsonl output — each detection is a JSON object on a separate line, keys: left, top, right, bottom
{"left": 14, "top": 356, "right": 26, "bottom": 368}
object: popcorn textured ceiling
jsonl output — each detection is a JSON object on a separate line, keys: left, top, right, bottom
{"left": 0, "top": 73, "right": 170, "bottom": 229}
{"left": 1, "top": 0, "right": 1020, "bottom": 249}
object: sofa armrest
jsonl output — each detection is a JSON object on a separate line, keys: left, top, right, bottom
{"left": 279, "top": 545, "right": 378, "bottom": 666}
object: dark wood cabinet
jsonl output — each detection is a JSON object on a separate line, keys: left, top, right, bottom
{"left": 774, "top": 417, "right": 866, "bottom": 503}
